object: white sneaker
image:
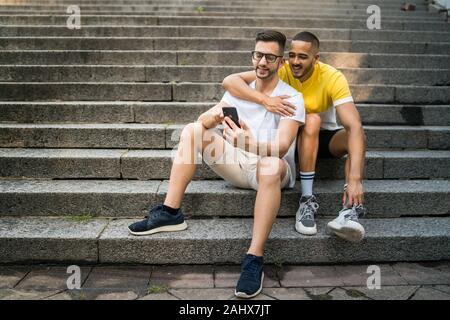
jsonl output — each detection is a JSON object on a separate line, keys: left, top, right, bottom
{"left": 295, "top": 195, "right": 318, "bottom": 235}
{"left": 327, "top": 205, "right": 367, "bottom": 243}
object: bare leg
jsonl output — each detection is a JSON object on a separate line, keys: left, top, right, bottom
{"left": 298, "top": 113, "right": 321, "bottom": 173}
{"left": 247, "top": 157, "right": 287, "bottom": 257}
{"left": 164, "top": 123, "right": 225, "bottom": 208}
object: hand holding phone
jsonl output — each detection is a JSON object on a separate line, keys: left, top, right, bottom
{"left": 222, "top": 107, "right": 241, "bottom": 129}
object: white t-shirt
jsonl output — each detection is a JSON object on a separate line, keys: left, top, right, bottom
{"left": 221, "top": 79, "right": 305, "bottom": 188}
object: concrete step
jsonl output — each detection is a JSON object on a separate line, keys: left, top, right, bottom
{"left": 0, "top": 0, "right": 428, "bottom": 5}
{"left": 171, "top": 83, "right": 450, "bottom": 104}
{"left": 2, "top": 37, "right": 449, "bottom": 54}
{"left": 0, "top": 123, "right": 448, "bottom": 149}
{"left": 0, "top": 179, "right": 449, "bottom": 217}
{"left": 0, "top": 11, "right": 438, "bottom": 21}
{"left": 1, "top": 216, "right": 449, "bottom": 264}
{"left": 0, "top": 15, "right": 448, "bottom": 31}
{"left": 0, "top": 82, "right": 449, "bottom": 104}
{"left": 3, "top": 27, "right": 450, "bottom": 43}
{"left": 0, "top": 10, "right": 435, "bottom": 21}
{"left": 0, "top": 4, "right": 432, "bottom": 14}
{"left": 170, "top": 124, "right": 450, "bottom": 150}
{"left": 1, "top": 148, "right": 448, "bottom": 180}
{"left": 1, "top": 102, "right": 449, "bottom": 126}
{"left": 1, "top": 51, "right": 448, "bottom": 70}
{"left": 0, "top": 0, "right": 429, "bottom": 8}
{"left": 1, "top": 66, "right": 448, "bottom": 86}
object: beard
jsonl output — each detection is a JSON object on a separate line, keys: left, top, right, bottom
{"left": 255, "top": 66, "right": 277, "bottom": 79}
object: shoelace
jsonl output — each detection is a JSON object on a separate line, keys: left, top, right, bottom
{"left": 355, "top": 204, "right": 367, "bottom": 217}
{"left": 298, "top": 198, "right": 319, "bottom": 222}
{"left": 339, "top": 204, "right": 367, "bottom": 221}
{"left": 241, "top": 258, "right": 261, "bottom": 281}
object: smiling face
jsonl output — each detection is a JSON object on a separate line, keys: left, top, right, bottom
{"left": 252, "top": 41, "right": 284, "bottom": 80}
{"left": 288, "top": 40, "right": 319, "bottom": 79}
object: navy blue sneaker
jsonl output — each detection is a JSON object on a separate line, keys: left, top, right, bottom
{"left": 128, "top": 205, "right": 187, "bottom": 236}
{"left": 235, "top": 254, "right": 264, "bottom": 299}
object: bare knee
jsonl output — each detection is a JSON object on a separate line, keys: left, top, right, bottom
{"left": 179, "top": 122, "right": 208, "bottom": 147}
{"left": 257, "top": 157, "right": 286, "bottom": 185}
{"left": 181, "top": 122, "right": 203, "bottom": 140}
{"left": 303, "top": 114, "right": 321, "bottom": 137}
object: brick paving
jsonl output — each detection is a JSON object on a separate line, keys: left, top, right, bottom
{"left": 1, "top": 261, "right": 449, "bottom": 300}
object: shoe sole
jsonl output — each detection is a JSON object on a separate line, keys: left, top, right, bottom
{"left": 295, "top": 223, "right": 317, "bottom": 236}
{"left": 327, "top": 221, "right": 365, "bottom": 243}
{"left": 234, "top": 272, "right": 264, "bottom": 299}
{"left": 128, "top": 221, "right": 188, "bottom": 236}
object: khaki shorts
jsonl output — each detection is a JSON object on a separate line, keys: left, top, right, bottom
{"left": 203, "top": 137, "right": 291, "bottom": 191}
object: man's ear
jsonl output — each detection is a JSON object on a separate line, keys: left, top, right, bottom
{"left": 315, "top": 53, "right": 320, "bottom": 62}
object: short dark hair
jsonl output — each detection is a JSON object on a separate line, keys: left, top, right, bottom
{"left": 292, "top": 31, "right": 320, "bottom": 51}
{"left": 255, "top": 30, "right": 286, "bottom": 54}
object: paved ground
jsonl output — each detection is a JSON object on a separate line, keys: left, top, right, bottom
{"left": 1, "top": 261, "right": 449, "bottom": 300}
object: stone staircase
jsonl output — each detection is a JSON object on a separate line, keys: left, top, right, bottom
{"left": 0, "top": 0, "right": 449, "bottom": 265}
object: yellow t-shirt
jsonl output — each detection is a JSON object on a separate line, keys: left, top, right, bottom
{"left": 278, "top": 61, "right": 353, "bottom": 130}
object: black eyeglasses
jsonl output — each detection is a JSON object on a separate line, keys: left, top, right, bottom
{"left": 251, "top": 51, "right": 283, "bottom": 63}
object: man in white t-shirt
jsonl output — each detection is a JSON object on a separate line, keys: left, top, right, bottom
{"left": 128, "top": 30, "right": 305, "bottom": 299}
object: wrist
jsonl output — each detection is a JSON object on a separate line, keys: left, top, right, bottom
{"left": 258, "top": 94, "right": 269, "bottom": 107}
{"left": 348, "top": 176, "right": 362, "bottom": 183}
{"left": 201, "top": 117, "right": 214, "bottom": 129}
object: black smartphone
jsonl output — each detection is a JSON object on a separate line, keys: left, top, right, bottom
{"left": 222, "top": 107, "right": 241, "bottom": 128}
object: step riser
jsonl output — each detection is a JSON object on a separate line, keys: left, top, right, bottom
{"left": 1, "top": 180, "right": 449, "bottom": 217}
{"left": 2, "top": 238, "right": 99, "bottom": 264}
{"left": 1, "top": 52, "right": 448, "bottom": 70}
{"left": 172, "top": 84, "right": 450, "bottom": 105}
{"left": 167, "top": 125, "right": 447, "bottom": 150}
{"left": 1, "top": 125, "right": 448, "bottom": 149}
{"left": 0, "top": 11, "right": 438, "bottom": 20}
{"left": 0, "top": 11, "right": 435, "bottom": 20}
{"left": 0, "top": 17, "right": 447, "bottom": 31}
{"left": 358, "top": 105, "right": 450, "bottom": 126}
{"left": 2, "top": 217, "right": 449, "bottom": 264}
{"left": 0, "top": 83, "right": 172, "bottom": 102}
{"left": 1, "top": 152, "right": 448, "bottom": 180}
{"left": 3, "top": 28, "right": 450, "bottom": 43}
{"left": 99, "top": 236, "right": 450, "bottom": 264}
{"left": 2, "top": 38, "right": 449, "bottom": 54}
{"left": 0, "top": 0, "right": 429, "bottom": 5}
{"left": 0, "top": 5, "right": 432, "bottom": 13}
{"left": 0, "top": 125, "right": 168, "bottom": 148}
{"left": 1, "top": 66, "right": 449, "bottom": 86}
{"left": 1, "top": 103, "right": 449, "bottom": 126}
{"left": 4, "top": 231, "right": 449, "bottom": 264}
{"left": 100, "top": 238, "right": 450, "bottom": 264}
{"left": 1, "top": 83, "right": 449, "bottom": 104}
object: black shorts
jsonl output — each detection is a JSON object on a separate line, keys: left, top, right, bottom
{"left": 295, "top": 128, "right": 342, "bottom": 162}
{"left": 317, "top": 129, "right": 342, "bottom": 159}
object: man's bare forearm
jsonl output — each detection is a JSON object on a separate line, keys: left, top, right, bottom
{"left": 347, "top": 125, "right": 366, "bottom": 181}
{"left": 223, "top": 74, "right": 266, "bottom": 104}
{"left": 197, "top": 112, "right": 218, "bottom": 129}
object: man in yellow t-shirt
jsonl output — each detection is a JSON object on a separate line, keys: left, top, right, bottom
{"left": 222, "top": 31, "right": 367, "bottom": 243}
